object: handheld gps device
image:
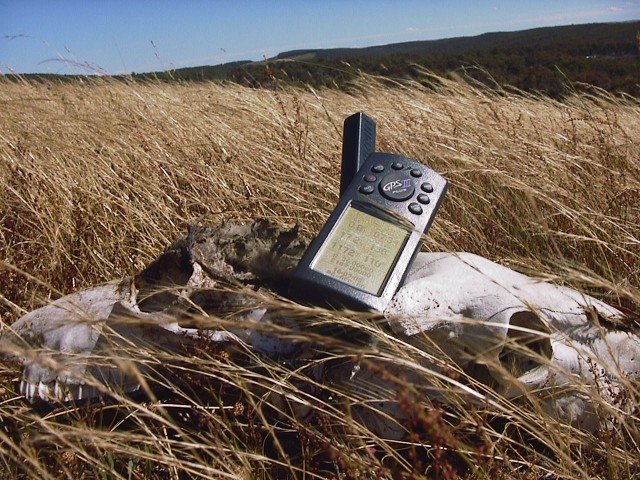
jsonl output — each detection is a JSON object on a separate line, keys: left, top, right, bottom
{"left": 289, "top": 113, "right": 448, "bottom": 312}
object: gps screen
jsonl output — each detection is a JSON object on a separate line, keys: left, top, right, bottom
{"left": 311, "top": 206, "right": 410, "bottom": 295}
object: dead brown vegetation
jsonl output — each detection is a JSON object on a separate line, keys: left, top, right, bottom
{"left": 0, "top": 75, "right": 638, "bottom": 479}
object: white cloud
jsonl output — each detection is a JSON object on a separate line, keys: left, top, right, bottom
{"left": 406, "top": 27, "right": 419, "bottom": 33}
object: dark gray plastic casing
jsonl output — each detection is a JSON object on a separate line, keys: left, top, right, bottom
{"left": 290, "top": 152, "right": 447, "bottom": 312}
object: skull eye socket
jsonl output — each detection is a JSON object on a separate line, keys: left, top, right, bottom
{"left": 135, "top": 249, "right": 194, "bottom": 313}
{"left": 463, "top": 311, "right": 552, "bottom": 389}
{"left": 499, "top": 311, "right": 552, "bottom": 378}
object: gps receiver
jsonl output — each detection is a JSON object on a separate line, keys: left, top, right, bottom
{"left": 290, "top": 113, "right": 448, "bottom": 312}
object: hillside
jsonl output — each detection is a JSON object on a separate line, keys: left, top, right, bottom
{"left": 243, "top": 20, "right": 640, "bottom": 96}
{"left": 275, "top": 21, "right": 640, "bottom": 60}
{"left": 11, "top": 21, "right": 640, "bottom": 97}
{"left": 1, "top": 74, "right": 639, "bottom": 478}
{"left": 147, "top": 20, "right": 640, "bottom": 97}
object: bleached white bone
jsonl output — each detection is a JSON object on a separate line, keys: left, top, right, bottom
{"left": 379, "top": 252, "right": 639, "bottom": 433}
{"left": 2, "top": 243, "right": 637, "bottom": 435}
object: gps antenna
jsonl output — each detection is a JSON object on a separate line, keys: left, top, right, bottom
{"left": 340, "top": 112, "right": 376, "bottom": 196}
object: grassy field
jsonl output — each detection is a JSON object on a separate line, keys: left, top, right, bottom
{"left": 0, "top": 74, "right": 639, "bottom": 479}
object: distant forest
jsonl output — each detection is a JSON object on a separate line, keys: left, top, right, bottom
{"left": 12, "top": 21, "right": 640, "bottom": 98}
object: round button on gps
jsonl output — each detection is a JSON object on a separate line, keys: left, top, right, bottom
{"left": 359, "top": 185, "right": 374, "bottom": 194}
{"left": 363, "top": 174, "right": 377, "bottom": 182}
{"left": 372, "top": 165, "right": 384, "bottom": 173}
{"left": 417, "top": 194, "right": 430, "bottom": 204}
{"left": 411, "top": 169, "right": 422, "bottom": 178}
{"left": 421, "top": 182, "right": 434, "bottom": 193}
{"left": 379, "top": 172, "right": 415, "bottom": 201}
{"left": 391, "top": 162, "right": 404, "bottom": 170}
{"left": 408, "top": 203, "right": 423, "bottom": 215}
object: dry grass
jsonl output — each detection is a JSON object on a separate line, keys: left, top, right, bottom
{"left": 0, "top": 74, "right": 639, "bottom": 479}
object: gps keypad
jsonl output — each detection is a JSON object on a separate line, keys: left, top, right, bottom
{"left": 357, "top": 158, "right": 442, "bottom": 216}
{"left": 354, "top": 153, "right": 447, "bottom": 237}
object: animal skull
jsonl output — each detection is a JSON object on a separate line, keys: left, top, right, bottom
{"left": 1, "top": 219, "right": 638, "bottom": 436}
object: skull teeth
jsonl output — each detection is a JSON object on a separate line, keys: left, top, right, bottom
{"left": 19, "top": 376, "right": 142, "bottom": 403}
{"left": 19, "top": 379, "right": 95, "bottom": 402}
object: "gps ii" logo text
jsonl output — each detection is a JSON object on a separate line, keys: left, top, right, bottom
{"left": 382, "top": 179, "right": 412, "bottom": 192}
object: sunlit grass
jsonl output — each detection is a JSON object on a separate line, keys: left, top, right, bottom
{"left": 0, "top": 74, "right": 638, "bottom": 479}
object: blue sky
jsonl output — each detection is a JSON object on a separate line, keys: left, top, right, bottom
{"left": 1, "top": 1, "right": 639, "bottom": 75}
